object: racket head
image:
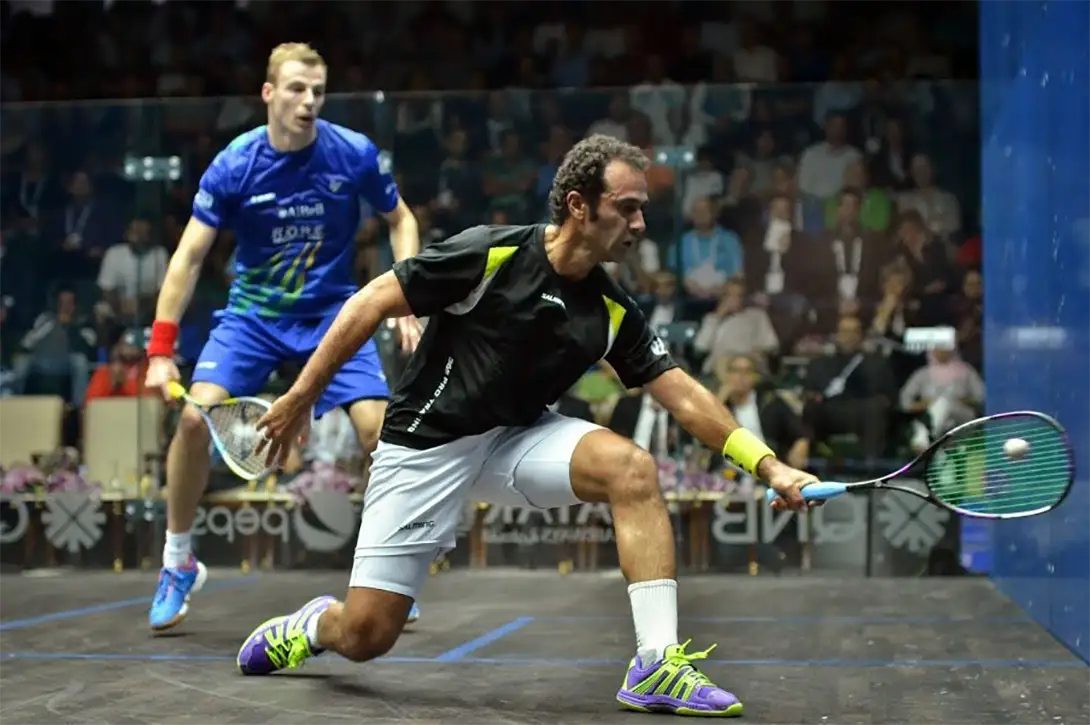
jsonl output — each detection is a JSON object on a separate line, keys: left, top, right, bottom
{"left": 921, "top": 411, "right": 1074, "bottom": 518}
{"left": 203, "top": 396, "right": 276, "bottom": 481}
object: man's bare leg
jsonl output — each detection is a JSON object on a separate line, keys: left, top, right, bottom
{"left": 150, "top": 381, "right": 230, "bottom": 631}
{"left": 567, "top": 429, "right": 743, "bottom": 716}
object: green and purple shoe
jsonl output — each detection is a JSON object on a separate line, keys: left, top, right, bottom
{"left": 237, "top": 595, "right": 334, "bottom": 675}
{"left": 616, "top": 641, "right": 743, "bottom": 717}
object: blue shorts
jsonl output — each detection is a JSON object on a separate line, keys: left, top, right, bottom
{"left": 191, "top": 312, "right": 389, "bottom": 418}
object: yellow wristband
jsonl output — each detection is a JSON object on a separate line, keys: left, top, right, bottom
{"left": 722, "top": 428, "right": 776, "bottom": 476}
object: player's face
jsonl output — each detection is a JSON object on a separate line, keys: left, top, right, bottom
{"left": 589, "top": 161, "right": 648, "bottom": 263}
{"left": 263, "top": 60, "right": 327, "bottom": 136}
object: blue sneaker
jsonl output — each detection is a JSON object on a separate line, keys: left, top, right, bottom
{"left": 406, "top": 601, "right": 421, "bottom": 626}
{"left": 149, "top": 558, "right": 208, "bottom": 631}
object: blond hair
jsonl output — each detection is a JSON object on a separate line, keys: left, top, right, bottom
{"left": 266, "top": 43, "right": 326, "bottom": 84}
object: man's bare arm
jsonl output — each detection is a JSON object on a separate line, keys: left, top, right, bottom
{"left": 155, "top": 217, "right": 218, "bottom": 323}
{"left": 645, "top": 367, "right": 781, "bottom": 479}
{"left": 380, "top": 197, "right": 420, "bottom": 263}
{"left": 290, "top": 271, "right": 412, "bottom": 401}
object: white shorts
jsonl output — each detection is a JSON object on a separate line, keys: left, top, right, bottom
{"left": 348, "top": 412, "right": 602, "bottom": 597}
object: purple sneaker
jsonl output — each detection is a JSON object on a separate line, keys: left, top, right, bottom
{"left": 616, "top": 640, "right": 743, "bottom": 717}
{"left": 236, "top": 595, "right": 335, "bottom": 675}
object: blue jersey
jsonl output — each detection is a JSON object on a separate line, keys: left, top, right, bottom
{"left": 192, "top": 120, "right": 399, "bottom": 318}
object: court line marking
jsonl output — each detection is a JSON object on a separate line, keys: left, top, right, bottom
{"left": 0, "top": 575, "right": 260, "bottom": 632}
{"left": 432, "top": 616, "right": 536, "bottom": 662}
{"left": 536, "top": 615, "right": 1035, "bottom": 625}
{"left": 0, "top": 651, "right": 1085, "bottom": 669}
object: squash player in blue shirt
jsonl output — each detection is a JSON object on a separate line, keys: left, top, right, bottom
{"left": 144, "top": 43, "right": 423, "bottom": 631}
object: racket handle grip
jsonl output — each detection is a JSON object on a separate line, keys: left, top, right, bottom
{"left": 765, "top": 482, "right": 849, "bottom": 504}
{"left": 165, "top": 381, "right": 187, "bottom": 400}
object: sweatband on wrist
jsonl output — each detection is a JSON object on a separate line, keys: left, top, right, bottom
{"left": 147, "top": 320, "right": 178, "bottom": 358}
{"left": 722, "top": 428, "right": 776, "bottom": 476}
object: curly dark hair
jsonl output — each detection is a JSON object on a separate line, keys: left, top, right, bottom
{"left": 548, "top": 134, "right": 649, "bottom": 224}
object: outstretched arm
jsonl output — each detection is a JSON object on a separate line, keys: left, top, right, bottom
{"left": 644, "top": 368, "right": 776, "bottom": 479}
{"left": 645, "top": 368, "right": 816, "bottom": 509}
{"left": 256, "top": 227, "right": 492, "bottom": 464}
{"left": 599, "top": 287, "right": 817, "bottom": 510}
{"left": 291, "top": 271, "right": 411, "bottom": 404}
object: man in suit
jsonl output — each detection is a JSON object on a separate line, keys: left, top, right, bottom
{"left": 715, "top": 354, "right": 810, "bottom": 470}
{"left": 804, "top": 187, "right": 890, "bottom": 334}
{"left": 802, "top": 314, "right": 897, "bottom": 460}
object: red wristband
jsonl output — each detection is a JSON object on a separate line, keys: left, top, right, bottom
{"left": 147, "top": 320, "right": 178, "bottom": 358}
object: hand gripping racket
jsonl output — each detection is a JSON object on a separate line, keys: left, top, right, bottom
{"left": 166, "top": 381, "right": 275, "bottom": 482}
{"left": 766, "top": 411, "right": 1075, "bottom": 519}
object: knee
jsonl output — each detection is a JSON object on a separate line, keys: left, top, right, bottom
{"left": 349, "top": 402, "right": 386, "bottom": 456}
{"left": 338, "top": 607, "right": 406, "bottom": 662}
{"left": 175, "top": 405, "right": 211, "bottom": 443}
{"left": 356, "top": 425, "right": 381, "bottom": 457}
{"left": 604, "top": 442, "right": 660, "bottom": 504}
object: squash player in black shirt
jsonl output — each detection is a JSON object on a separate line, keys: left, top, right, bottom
{"left": 239, "top": 135, "right": 819, "bottom": 717}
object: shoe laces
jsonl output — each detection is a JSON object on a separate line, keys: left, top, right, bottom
{"left": 152, "top": 570, "right": 176, "bottom": 605}
{"left": 264, "top": 627, "right": 312, "bottom": 670}
{"left": 664, "top": 640, "right": 718, "bottom": 688}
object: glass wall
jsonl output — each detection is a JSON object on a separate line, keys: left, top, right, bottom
{"left": 0, "top": 81, "right": 981, "bottom": 575}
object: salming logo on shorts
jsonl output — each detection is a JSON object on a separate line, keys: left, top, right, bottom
{"left": 398, "top": 520, "right": 436, "bottom": 533}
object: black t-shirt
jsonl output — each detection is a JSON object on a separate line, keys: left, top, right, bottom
{"left": 383, "top": 224, "right": 678, "bottom": 449}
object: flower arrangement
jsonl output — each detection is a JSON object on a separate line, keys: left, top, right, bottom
{"left": 0, "top": 448, "right": 101, "bottom": 496}
{"left": 283, "top": 460, "right": 363, "bottom": 501}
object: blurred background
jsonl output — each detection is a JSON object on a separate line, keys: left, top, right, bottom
{"left": 0, "top": 0, "right": 1084, "bottom": 660}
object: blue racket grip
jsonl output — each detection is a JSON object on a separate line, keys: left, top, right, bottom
{"left": 765, "top": 482, "right": 849, "bottom": 505}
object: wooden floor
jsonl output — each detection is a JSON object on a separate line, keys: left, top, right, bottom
{"left": 1, "top": 570, "right": 1086, "bottom": 724}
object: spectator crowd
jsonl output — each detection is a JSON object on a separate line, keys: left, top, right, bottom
{"left": 0, "top": 0, "right": 985, "bottom": 488}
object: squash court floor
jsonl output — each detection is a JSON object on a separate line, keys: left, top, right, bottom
{"left": 1, "top": 569, "right": 1087, "bottom": 724}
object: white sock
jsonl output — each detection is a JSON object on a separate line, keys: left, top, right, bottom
{"left": 163, "top": 531, "right": 192, "bottom": 569}
{"left": 627, "top": 579, "right": 679, "bottom": 663}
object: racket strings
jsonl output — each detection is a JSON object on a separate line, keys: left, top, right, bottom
{"left": 207, "top": 401, "right": 274, "bottom": 478}
{"left": 925, "top": 415, "right": 1073, "bottom": 516}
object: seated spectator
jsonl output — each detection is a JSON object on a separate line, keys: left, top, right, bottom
{"left": 12, "top": 288, "right": 95, "bottom": 406}
{"left": 796, "top": 112, "right": 862, "bottom": 200}
{"left": 806, "top": 187, "right": 889, "bottom": 333}
{"left": 893, "top": 210, "right": 957, "bottom": 324}
{"left": 952, "top": 268, "right": 983, "bottom": 371}
{"left": 644, "top": 271, "right": 680, "bottom": 329}
{"left": 718, "top": 165, "right": 763, "bottom": 243}
{"left": 434, "top": 128, "right": 482, "bottom": 233}
{"left": 900, "top": 342, "right": 984, "bottom": 454}
{"left": 96, "top": 216, "right": 167, "bottom": 327}
{"left": 802, "top": 313, "right": 896, "bottom": 460}
{"left": 737, "top": 128, "right": 790, "bottom": 200}
{"left": 715, "top": 354, "right": 810, "bottom": 471}
{"left": 671, "top": 196, "right": 743, "bottom": 317}
{"left": 84, "top": 329, "right": 153, "bottom": 403}
{"left": 482, "top": 130, "right": 536, "bottom": 223}
{"left": 628, "top": 54, "right": 685, "bottom": 145}
{"left": 869, "top": 260, "right": 920, "bottom": 346}
{"left": 47, "top": 170, "right": 121, "bottom": 282}
{"left": 824, "top": 160, "right": 893, "bottom": 233}
{"left": 5, "top": 142, "right": 64, "bottom": 222}
{"left": 897, "top": 153, "right": 962, "bottom": 242}
{"left": 869, "top": 260, "right": 924, "bottom": 385}
{"left": 694, "top": 279, "right": 779, "bottom": 376}
{"left": 586, "top": 92, "right": 631, "bottom": 141}
{"left": 866, "top": 116, "right": 915, "bottom": 191}
{"left": 744, "top": 193, "right": 811, "bottom": 347}
{"left": 681, "top": 146, "right": 725, "bottom": 220}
